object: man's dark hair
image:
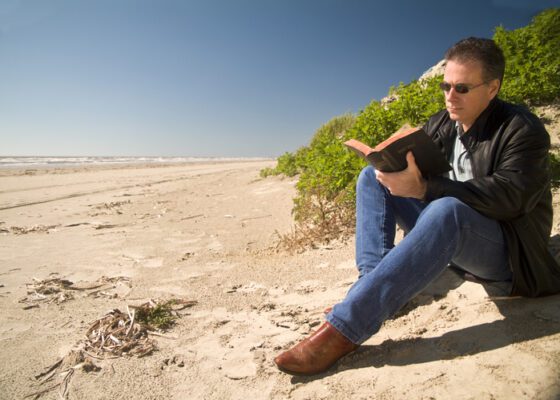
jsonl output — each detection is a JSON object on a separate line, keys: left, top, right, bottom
{"left": 445, "top": 37, "right": 505, "bottom": 86}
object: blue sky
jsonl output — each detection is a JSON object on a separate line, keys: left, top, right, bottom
{"left": 1, "top": 0, "right": 558, "bottom": 157}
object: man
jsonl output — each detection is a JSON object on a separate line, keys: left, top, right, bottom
{"left": 274, "top": 37, "right": 560, "bottom": 376}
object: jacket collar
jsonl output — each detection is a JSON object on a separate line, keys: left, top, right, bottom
{"left": 459, "top": 97, "right": 500, "bottom": 150}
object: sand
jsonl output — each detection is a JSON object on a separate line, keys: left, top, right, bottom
{"left": 0, "top": 160, "right": 559, "bottom": 400}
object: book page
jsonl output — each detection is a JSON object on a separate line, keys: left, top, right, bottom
{"left": 344, "top": 139, "right": 374, "bottom": 156}
{"left": 374, "top": 127, "right": 419, "bottom": 151}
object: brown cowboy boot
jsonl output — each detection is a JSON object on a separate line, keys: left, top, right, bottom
{"left": 273, "top": 322, "right": 359, "bottom": 375}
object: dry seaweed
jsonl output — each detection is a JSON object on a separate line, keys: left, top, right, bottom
{"left": 88, "top": 200, "right": 131, "bottom": 216}
{"left": 83, "top": 307, "right": 156, "bottom": 358}
{"left": 26, "top": 350, "right": 98, "bottom": 400}
{"left": 19, "top": 276, "right": 75, "bottom": 308}
{"left": 27, "top": 298, "right": 195, "bottom": 399}
{"left": 19, "top": 275, "right": 132, "bottom": 309}
{"left": 7, "top": 224, "right": 60, "bottom": 235}
{"left": 83, "top": 299, "right": 196, "bottom": 358}
{"left": 95, "top": 200, "right": 131, "bottom": 210}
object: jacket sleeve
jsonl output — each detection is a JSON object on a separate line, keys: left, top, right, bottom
{"left": 424, "top": 113, "right": 551, "bottom": 222}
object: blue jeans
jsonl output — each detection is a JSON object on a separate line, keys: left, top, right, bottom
{"left": 326, "top": 166, "right": 512, "bottom": 344}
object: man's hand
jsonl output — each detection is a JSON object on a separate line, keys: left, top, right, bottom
{"left": 375, "top": 152, "right": 427, "bottom": 199}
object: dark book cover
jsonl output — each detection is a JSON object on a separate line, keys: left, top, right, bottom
{"left": 344, "top": 128, "right": 451, "bottom": 175}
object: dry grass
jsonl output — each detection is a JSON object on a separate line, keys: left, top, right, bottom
{"left": 276, "top": 193, "right": 355, "bottom": 253}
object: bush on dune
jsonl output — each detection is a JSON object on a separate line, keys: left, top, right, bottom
{"left": 265, "top": 8, "right": 560, "bottom": 251}
{"left": 495, "top": 8, "right": 560, "bottom": 106}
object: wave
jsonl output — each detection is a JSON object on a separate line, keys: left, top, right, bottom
{"left": 0, "top": 156, "right": 270, "bottom": 169}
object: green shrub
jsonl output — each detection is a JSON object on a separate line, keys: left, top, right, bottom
{"left": 495, "top": 8, "right": 560, "bottom": 105}
{"left": 550, "top": 152, "right": 560, "bottom": 187}
{"left": 290, "top": 115, "right": 359, "bottom": 245}
{"left": 275, "top": 152, "right": 299, "bottom": 177}
{"left": 348, "top": 76, "right": 445, "bottom": 147}
{"left": 260, "top": 151, "right": 299, "bottom": 178}
{"left": 295, "top": 114, "right": 359, "bottom": 203}
{"left": 276, "top": 79, "right": 446, "bottom": 250}
{"left": 259, "top": 166, "right": 276, "bottom": 178}
{"left": 264, "top": 9, "right": 559, "bottom": 250}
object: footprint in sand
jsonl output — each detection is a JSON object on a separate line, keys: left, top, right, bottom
{"left": 0, "top": 320, "right": 32, "bottom": 340}
{"left": 187, "top": 308, "right": 298, "bottom": 379}
{"left": 206, "top": 236, "right": 223, "bottom": 252}
{"left": 141, "top": 258, "right": 164, "bottom": 268}
{"left": 120, "top": 252, "right": 164, "bottom": 268}
{"left": 336, "top": 259, "right": 356, "bottom": 270}
{"left": 251, "top": 182, "right": 283, "bottom": 196}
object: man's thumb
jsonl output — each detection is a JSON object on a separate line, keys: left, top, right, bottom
{"left": 406, "top": 151, "right": 416, "bottom": 167}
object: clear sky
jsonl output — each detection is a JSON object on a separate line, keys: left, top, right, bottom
{"left": 1, "top": 0, "right": 558, "bottom": 157}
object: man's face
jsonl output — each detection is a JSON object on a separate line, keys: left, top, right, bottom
{"left": 443, "top": 59, "right": 499, "bottom": 131}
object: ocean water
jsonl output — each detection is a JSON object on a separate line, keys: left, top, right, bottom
{"left": 0, "top": 156, "right": 269, "bottom": 169}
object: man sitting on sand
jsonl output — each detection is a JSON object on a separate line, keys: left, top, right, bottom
{"left": 274, "top": 37, "right": 560, "bottom": 376}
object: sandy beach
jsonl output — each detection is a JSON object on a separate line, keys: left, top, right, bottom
{"left": 1, "top": 160, "right": 559, "bottom": 400}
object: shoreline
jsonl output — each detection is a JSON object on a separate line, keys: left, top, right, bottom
{"left": 0, "top": 157, "right": 274, "bottom": 176}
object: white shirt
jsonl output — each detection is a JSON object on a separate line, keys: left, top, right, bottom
{"left": 446, "top": 123, "right": 474, "bottom": 182}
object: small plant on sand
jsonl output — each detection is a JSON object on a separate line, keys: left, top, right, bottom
{"left": 135, "top": 299, "right": 182, "bottom": 330}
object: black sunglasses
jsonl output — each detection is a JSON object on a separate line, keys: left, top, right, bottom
{"left": 439, "top": 81, "right": 487, "bottom": 94}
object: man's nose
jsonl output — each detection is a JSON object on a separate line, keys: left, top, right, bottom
{"left": 446, "top": 88, "right": 460, "bottom": 100}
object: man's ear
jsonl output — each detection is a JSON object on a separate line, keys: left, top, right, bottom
{"left": 489, "top": 78, "right": 501, "bottom": 98}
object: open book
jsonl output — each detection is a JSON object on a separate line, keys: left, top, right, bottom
{"left": 344, "top": 127, "right": 451, "bottom": 175}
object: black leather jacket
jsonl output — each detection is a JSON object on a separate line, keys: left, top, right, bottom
{"left": 423, "top": 98, "right": 560, "bottom": 297}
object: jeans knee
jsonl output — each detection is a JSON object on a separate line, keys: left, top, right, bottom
{"left": 357, "top": 166, "right": 377, "bottom": 191}
{"left": 422, "top": 197, "right": 469, "bottom": 227}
